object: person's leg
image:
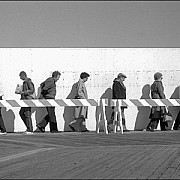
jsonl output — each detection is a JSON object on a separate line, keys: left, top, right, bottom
{"left": 36, "top": 108, "right": 50, "bottom": 132}
{"left": 147, "top": 119, "right": 158, "bottom": 131}
{"left": 160, "top": 118, "right": 167, "bottom": 131}
{"left": 37, "top": 115, "right": 49, "bottom": 128}
{"left": 19, "top": 107, "right": 27, "bottom": 128}
{"left": 121, "top": 108, "right": 129, "bottom": 131}
{"left": 46, "top": 107, "right": 58, "bottom": 132}
{"left": 0, "top": 107, "right": 6, "bottom": 132}
{"left": 78, "top": 117, "right": 88, "bottom": 132}
{"left": 173, "top": 110, "right": 180, "bottom": 130}
{"left": 24, "top": 107, "right": 33, "bottom": 132}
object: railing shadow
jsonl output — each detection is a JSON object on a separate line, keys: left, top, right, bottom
{"left": 134, "top": 84, "right": 151, "bottom": 130}
{"left": 95, "top": 88, "right": 112, "bottom": 132}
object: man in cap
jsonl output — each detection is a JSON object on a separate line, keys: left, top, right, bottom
{"left": 108, "top": 72, "right": 129, "bottom": 132}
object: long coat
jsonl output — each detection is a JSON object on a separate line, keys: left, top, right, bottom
{"left": 149, "top": 80, "right": 166, "bottom": 119}
{"left": 112, "top": 78, "right": 126, "bottom": 99}
{"left": 74, "top": 78, "right": 88, "bottom": 119}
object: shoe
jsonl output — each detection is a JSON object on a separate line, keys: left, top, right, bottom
{"left": 173, "top": 127, "right": 180, "bottom": 130}
{"left": 123, "top": 129, "right": 130, "bottom": 132}
{"left": 107, "top": 125, "right": 111, "bottom": 133}
{"left": 0, "top": 132, "right": 7, "bottom": 135}
{"left": 146, "top": 127, "right": 154, "bottom": 132}
{"left": 23, "top": 131, "right": 33, "bottom": 135}
{"left": 80, "top": 129, "right": 90, "bottom": 132}
{"left": 36, "top": 125, "right": 45, "bottom": 133}
{"left": 69, "top": 124, "right": 75, "bottom": 131}
{"left": 51, "top": 130, "right": 59, "bottom": 133}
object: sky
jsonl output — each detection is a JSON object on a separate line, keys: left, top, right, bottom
{"left": 0, "top": 1, "right": 180, "bottom": 47}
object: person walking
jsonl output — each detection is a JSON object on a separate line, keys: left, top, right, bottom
{"left": 0, "top": 81, "right": 7, "bottom": 135}
{"left": 36, "top": 71, "right": 61, "bottom": 133}
{"left": 69, "top": 72, "right": 90, "bottom": 132}
{"left": 18, "top": 71, "right": 35, "bottom": 134}
{"left": 107, "top": 73, "right": 129, "bottom": 132}
{"left": 173, "top": 88, "right": 180, "bottom": 130}
{"left": 146, "top": 72, "right": 168, "bottom": 131}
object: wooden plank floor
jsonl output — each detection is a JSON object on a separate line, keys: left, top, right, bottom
{"left": 0, "top": 130, "right": 180, "bottom": 179}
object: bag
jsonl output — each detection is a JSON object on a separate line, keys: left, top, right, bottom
{"left": 163, "top": 111, "right": 173, "bottom": 122}
{"left": 15, "top": 84, "right": 23, "bottom": 94}
{"left": 39, "top": 81, "right": 48, "bottom": 98}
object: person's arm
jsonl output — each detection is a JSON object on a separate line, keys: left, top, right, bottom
{"left": 113, "top": 82, "right": 121, "bottom": 99}
{"left": 23, "top": 81, "right": 35, "bottom": 95}
{"left": 43, "top": 78, "right": 54, "bottom": 91}
{"left": 157, "top": 82, "right": 166, "bottom": 99}
{"left": 77, "top": 81, "right": 86, "bottom": 99}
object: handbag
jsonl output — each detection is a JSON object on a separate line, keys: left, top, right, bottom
{"left": 15, "top": 84, "right": 23, "bottom": 94}
{"left": 163, "top": 111, "right": 173, "bottom": 122}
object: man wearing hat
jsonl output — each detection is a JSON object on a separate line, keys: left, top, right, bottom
{"left": 108, "top": 72, "right": 129, "bottom": 132}
{"left": 146, "top": 72, "right": 168, "bottom": 131}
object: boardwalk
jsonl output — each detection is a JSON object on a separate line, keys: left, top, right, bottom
{"left": 0, "top": 130, "right": 180, "bottom": 179}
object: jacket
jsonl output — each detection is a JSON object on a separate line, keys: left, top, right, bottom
{"left": 74, "top": 78, "right": 88, "bottom": 119}
{"left": 112, "top": 78, "right": 126, "bottom": 99}
{"left": 40, "top": 77, "right": 56, "bottom": 99}
{"left": 21, "top": 78, "right": 35, "bottom": 100}
{"left": 149, "top": 80, "right": 166, "bottom": 118}
{"left": 151, "top": 80, "right": 165, "bottom": 99}
{"left": 75, "top": 78, "right": 88, "bottom": 99}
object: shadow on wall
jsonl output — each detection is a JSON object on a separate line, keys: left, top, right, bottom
{"left": 32, "top": 87, "right": 47, "bottom": 131}
{"left": 63, "top": 82, "right": 77, "bottom": 131}
{"left": 95, "top": 88, "right": 113, "bottom": 132}
{"left": 168, "top": 86, "right": 180, "bottom": 129}
{"left": 134, "top": 84, "right": 151, "bottom": 131}
{"left": 2, "top": 107, "right": 15, "bottom": 132}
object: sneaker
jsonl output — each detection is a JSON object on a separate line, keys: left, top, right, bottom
{"left": 0, "top": 132, "right": 7, "bottom": 135}
{"left": 36, "top": 125, "right": 45, "bottom": 133}
{"left": 51, "top": 130, "right": 59, "bottom": 133}
{"left": 24, "top": 131, "right": 33, "bottom": 135}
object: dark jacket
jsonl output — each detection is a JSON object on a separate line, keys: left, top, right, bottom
{"left": 151, "top": 80, "right": 165, "bottom": 99}
{"left": 40, "top": 77, "right": 56, "bottom": 99}
{"left": 149, "top": 80, "right": 166, "bottom": 119}
{"left": 21, "top": 78, "right": 35, "bottom": 100}
{"left": 112, "top": 78, "right": 126, "bottom": 99}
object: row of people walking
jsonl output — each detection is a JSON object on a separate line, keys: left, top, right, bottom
{"left": 0, "top": 71, "right": 180, "bottom": 135}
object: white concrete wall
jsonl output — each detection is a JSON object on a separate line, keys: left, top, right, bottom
{"left": 1, "top": 48, "right": 180, "bottom": 132}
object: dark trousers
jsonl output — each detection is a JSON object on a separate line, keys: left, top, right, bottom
{"left": 147, "top": 118, "right": 168, "bottom": 131}
{"left": 37, "top": 107, "right": 58, "bottom": 132}
{"left": 173, "top": 110, "right": 180, "bottom": 130}
{"left": 108, "top": 107, "right": 126, "bottom": 128}
{"left": 0, "top": 107, "right": 6, "bottom": 132}
{"left": 19, "top": 107, "right": 33, "bottom": 132}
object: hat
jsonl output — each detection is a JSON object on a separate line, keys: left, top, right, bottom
{"left": 154, "top": 72, "right": 162, "bottom": 80}
{"left": 118, "top": 73, "right": 127, "bottom": 78}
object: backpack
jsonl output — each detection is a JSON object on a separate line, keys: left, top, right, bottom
{"left": 39, "top": 81, "right": 46, "bottom": 98}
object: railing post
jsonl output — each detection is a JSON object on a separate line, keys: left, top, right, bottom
{"left": 96, "top": 99, "right": 108, "bottom": 134}
{"left": 113, "top": 99, "right": 123, "bottom": 134}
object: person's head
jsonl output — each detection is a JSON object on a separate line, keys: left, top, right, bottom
{"left": 19, "top": 71, "right": 27, "bottom": 81}
{"left": 80, "top": 72, "right": 90, "bottom": 83}
{"left": 154, "top": 72, "right": 163, "bottom": 81}
{"left": 117, "top": 73, "right": 127, "bottom": 82}
{"left": 52, "top": 71, "right": 61, "bottom": 82}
